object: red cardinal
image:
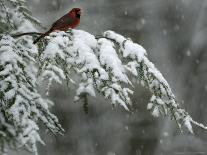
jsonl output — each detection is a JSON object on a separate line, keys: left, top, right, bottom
{"left": 33, "top": 8, "right": 81, "bottom": 44}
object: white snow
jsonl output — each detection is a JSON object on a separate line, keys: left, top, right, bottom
{"left": 152, "top": 106, "right": 160, "bottom": 117}
{"left": 184, "top": 116, "right": 193, "bottom": 133}
{"left": 98, "top": 38, "right": 130, "bottom": 83}
{"left": 43, "top": 32, "right": 68, "bottom": 59}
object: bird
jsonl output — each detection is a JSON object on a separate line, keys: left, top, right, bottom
{"left": 33, "top": 8, "right": 81, "bottom": 44}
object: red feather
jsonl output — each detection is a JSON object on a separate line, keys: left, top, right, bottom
{"left": 33, "top": 8, "right": 81, "bottom": 44}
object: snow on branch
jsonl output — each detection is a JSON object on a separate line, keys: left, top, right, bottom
{"left": 38, "top": 29, "right": 207, "bottom": 133}
{"left": 0, "top": 1, "right": 65, "bottom": 154}
{"left": 0, "top": 0, "right": 43, "bottom": 33}
{"left": 0, "top": 35, "right": 64, "bottom": 154}
{"left": 40, "top": 30, "right": 133, "bottom": 110}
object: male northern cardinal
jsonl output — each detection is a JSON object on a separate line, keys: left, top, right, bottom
{"left": 33, "top": 8, "right": 81, "bottom": 44}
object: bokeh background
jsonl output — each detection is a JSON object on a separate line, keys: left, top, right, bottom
{"left": 12, "top": 0, "right": 207, "bottom": 154}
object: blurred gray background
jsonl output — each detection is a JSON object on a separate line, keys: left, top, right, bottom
{"left": 12, "top": 0, "right": 207, "bottom": 154}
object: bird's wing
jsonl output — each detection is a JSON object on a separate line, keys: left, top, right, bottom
{"left": 51, "top": 14, "right": 75, "bottom": 30}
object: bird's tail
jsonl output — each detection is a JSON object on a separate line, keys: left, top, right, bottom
{"left": 33, "top": 30, "right": 51, "bottom": 44}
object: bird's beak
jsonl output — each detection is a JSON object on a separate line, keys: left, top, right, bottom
{"left": 78, "top": 10, "right": 82, "bottom": 15}
{"left": 77, "top": 10, "right": 81, "bottom": 15}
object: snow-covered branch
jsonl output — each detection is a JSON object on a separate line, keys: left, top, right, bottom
{"left": 0, "top": 0, "right": 63, "bottom": 154}
{"left": 0, "top": 0, "right": 207, "bottom": 154}
{"left": 0, "top": 35, "right": 64, "bottom": 154}
{"left": 39, "top": 29, "right": 207, "bottom": 134}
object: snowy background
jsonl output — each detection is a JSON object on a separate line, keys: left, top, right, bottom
{"left": 12, "top": 0, "right": 207, "bottom": 154}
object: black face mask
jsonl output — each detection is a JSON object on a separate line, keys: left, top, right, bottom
{"left": 76, "top": 13, "right": 80, "bottom": 18}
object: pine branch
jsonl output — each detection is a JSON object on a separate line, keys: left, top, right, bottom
{"left": 38, "top": 30, "right": 207, "bottom": 134}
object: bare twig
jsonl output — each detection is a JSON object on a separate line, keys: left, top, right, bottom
{"left": 95, "top": 35, "right": 118, "bottom": 43}
{"left": 7, "top": 32, "right": 123, "bottom": 50}
{"left": 10, "top": 32, "right": 117, "bottom": 42}
{"left": 11, "top": 32, "right": 43, "bottom": 38}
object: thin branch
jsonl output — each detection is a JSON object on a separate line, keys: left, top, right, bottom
{"left": 191, "top": 119, "right": 207, "bottom": 130}
{"left": 11, "top": 32, "right": 43, "bottom": 38}
{"left": 95, "top": 35, "right": 118, "bottom": 43}
{"left": 10, "top": 32, "right": 118, "bottom": 43}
